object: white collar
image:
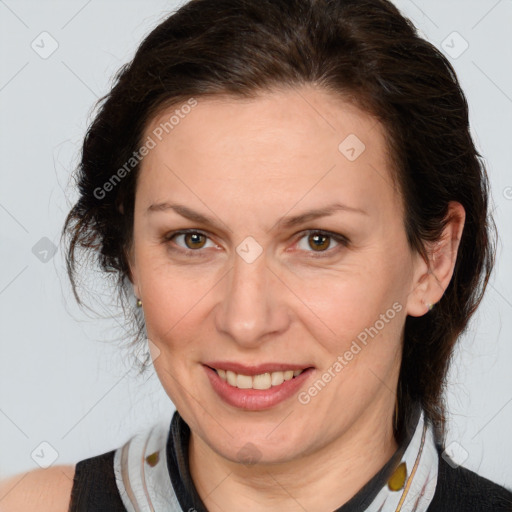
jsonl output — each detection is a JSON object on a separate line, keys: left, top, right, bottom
{"left": 113, "top": 408, "right": 438, "bottom": 512}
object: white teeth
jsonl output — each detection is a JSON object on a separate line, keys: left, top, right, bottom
{"left": 283, "top": 370, "right": 294, "bottom": 381}
{"left": 253, "top": 373, "right": 272, "bottom": 390}
{"left": 271, "top": 371, "right": 284, "bottom": 386}
{"left": 215, "top": 368, "right": 306, "bottom": 389}
{"left": 236, "top": 374, "right": 253, "bottom": 389}
{"left": 226, "top": 370, "right": 237, "bottom": 386}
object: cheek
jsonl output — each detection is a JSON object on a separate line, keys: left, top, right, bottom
{"left": 136, "top": 257, "right": 220, "bottom": 350}
{"left": 287, "top": 266, "right": 394, "bottom": 337}
{"left": 285, "top": 264, "right": 407, "bottom": 378}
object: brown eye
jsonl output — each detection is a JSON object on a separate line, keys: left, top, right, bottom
{"left": 308, "top": 233, "right": 330, "bottom": 251}
{"left": 295, "top": 230, "right": 348, "bottom": 255}
{"left": 165, "top": 230, "right": 215, "bottom": 254}
{"left": 183, "top": 232, "right": 207, "bottom": 249}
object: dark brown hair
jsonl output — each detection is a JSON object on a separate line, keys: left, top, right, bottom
{"left": 61, "top": 0, "right": 496, "bottom": 445}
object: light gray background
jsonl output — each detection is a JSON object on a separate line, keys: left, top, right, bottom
{"left": 0, "top": 0, "right": 511, "bottom": 491}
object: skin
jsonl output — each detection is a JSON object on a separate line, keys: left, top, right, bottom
{"left": 0, "top": 466, "right": 75, "bottom": 511}
{"left": 128, "top": 86, "right": 465, "bottom": 512}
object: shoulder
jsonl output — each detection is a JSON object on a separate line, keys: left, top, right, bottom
{"left": 0, "top": 465, "right": 75, "bottom": 512}
{"left": 428, "top": 454, "right": 512, "bottom": 511}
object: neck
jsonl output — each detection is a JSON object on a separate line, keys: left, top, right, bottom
{"left": 188, "top": 402, "right": 398, "bottom": 512}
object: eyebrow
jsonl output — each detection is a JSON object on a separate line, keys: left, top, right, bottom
{"left": 146, "top": 201, "right": 367, "bottom": 232}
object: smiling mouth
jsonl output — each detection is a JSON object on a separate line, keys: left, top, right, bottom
{"left": 208, "top": 367, "right": 307, "bottom": 390}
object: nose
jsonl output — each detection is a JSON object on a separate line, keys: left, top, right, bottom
{"left": 214, "top": 249, "right": 290, "bottom": 347}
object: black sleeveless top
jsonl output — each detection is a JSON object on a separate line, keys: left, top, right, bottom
{"left": 69, "top": 409, "right": 512, "bottom": 511}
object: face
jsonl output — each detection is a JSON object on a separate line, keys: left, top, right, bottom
{"left": 128, "top": 86, "right": 427, "bottom": 465}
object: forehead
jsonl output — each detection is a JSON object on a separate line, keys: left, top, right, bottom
{"left": 137, "top": 86, "right": 401, "bottom": 223}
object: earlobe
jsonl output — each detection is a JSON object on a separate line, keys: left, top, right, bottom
{"left": 132, "top": 281, "right": 140, "bottom": 301}
{"left": 406, "top": 201, "right": 465, "bottom": 317}
{"left": 130, "top": 267, "right": 140, "bottom": 299}
{"left": 126, "top": 247, "right": 140, "bottom": 299}
{"left": 406, "top": 261, "right": 431, "bottom": 317}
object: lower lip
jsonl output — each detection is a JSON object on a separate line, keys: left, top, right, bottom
{"left": 203, "top": 365, "right": 314, "bottom": 411}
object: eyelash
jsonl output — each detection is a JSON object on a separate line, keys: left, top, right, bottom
{"left": 162, "top": 228, "right": 349, "bottom": 258}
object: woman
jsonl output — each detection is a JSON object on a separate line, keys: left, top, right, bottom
{"left": 2, "top": 0, "right": 511, "bottom": 510}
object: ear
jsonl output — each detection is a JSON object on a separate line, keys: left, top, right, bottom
{"left": 406, "top": 201, "right": 465, "bottom": 317}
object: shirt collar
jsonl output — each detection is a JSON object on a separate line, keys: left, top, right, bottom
{"left": 166, "top": 401, "right": 438, "bottom": 512}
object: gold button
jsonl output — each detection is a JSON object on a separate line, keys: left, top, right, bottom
{"left": 388, "top": 461, "right": 407, "bottom": 491}
{"left": 146, "top": 451, "right": 160, "bottom": 467}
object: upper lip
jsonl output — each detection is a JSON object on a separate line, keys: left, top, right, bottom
{"left": 204, "top": 361, "right": 313, "bottom": 376}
